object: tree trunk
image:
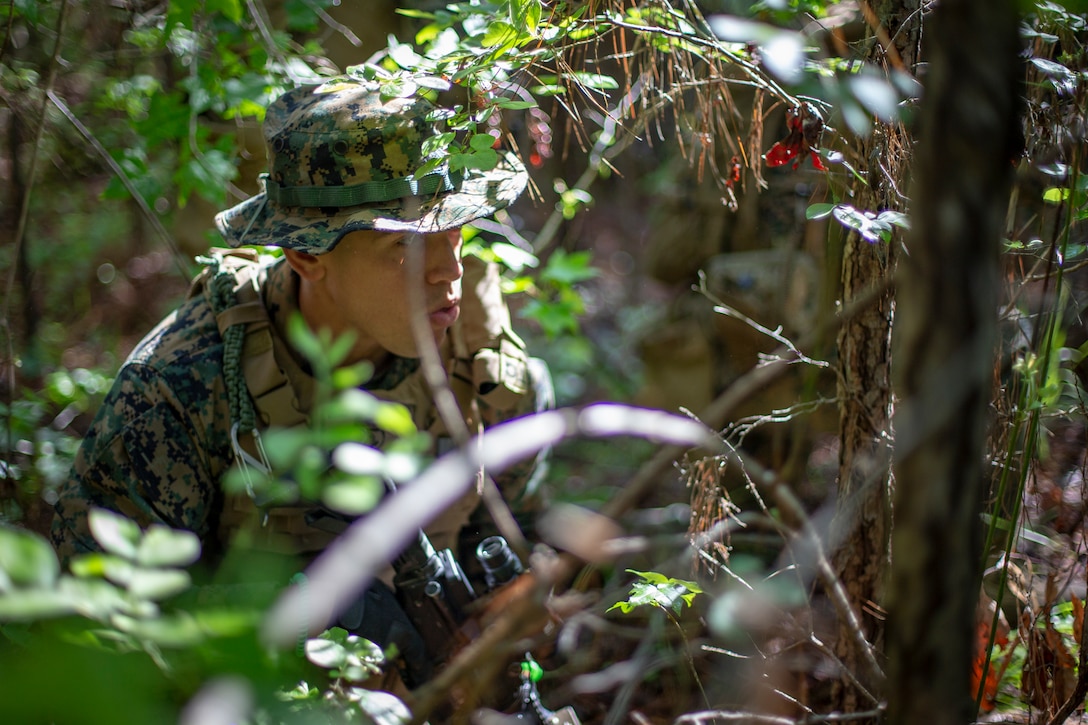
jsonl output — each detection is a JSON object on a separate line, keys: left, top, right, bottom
{"left": 885, "top": 0, "right": 1020, "bottom": 722}
{"left": 829, "top": 0, "right": 921, "bottom": 712}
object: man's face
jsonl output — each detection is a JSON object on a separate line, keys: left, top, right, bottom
{"left": 287, "top": 228, "right": 464, "bottom": 365}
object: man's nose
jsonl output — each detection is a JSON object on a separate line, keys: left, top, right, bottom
{"left": 424, "top": 230, "right": 463, "bottom": 285}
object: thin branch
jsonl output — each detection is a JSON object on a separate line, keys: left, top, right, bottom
{"left": 674, "top": 707, "right": 885, "bottom": 724}
{"left": 736, "top": 448, "right": 887, "bottom": 687}
{"left": 696, "top": 271, "right": 831, "bottom": 369}
{"left": 531, "top": 75, "right": 646, "bottom": 253}
{"left": 46, "top": 90, "right": 190, "bottom": 279}
{"left": 600, "top": 15, "right": 796, "bottom": 106}
{"left": 244, "top": 0, "right": 312, "bottom": 85}
{"left": 598, "top": 273, "right": 895, "bottom": 524}
{"left": 403, "top": 222, "right": 532, "bottom": 558}
{"left": 309, "top": 0, "right": 362, "bottom": 48}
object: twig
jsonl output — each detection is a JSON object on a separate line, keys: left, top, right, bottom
{"left": 674, "top": 707, "right": 885, "bottom": 724}
{"left": 602, "top": 615, "right": 664, "bottom": 725}
{"left": 311, "top": 3, "right": 362, "bottom": 48}
{"left": 738, "top": 450, "right": 886, "bottom": 688}
{"left": 403, "top": 221, "right": 531, "bottom": 557}
{"left": 244, "top": 0, "right": 313, "bottom": 85}
{"left": 598, "top": 274, "right": 894, "bottom": 523}
{"left": 857, "top": 0, "right": 906, "bottom": 72}
{"left": 600, "top": 15, "right": 796, "bottom": 106}
{"left": 46, "top": 90, "right": 190, "bottom": 279}
{"left": 803, "top": 632, "right": 881, "bottom": 707}
{"left": 531, "top": 76, "right": 645, "bottom": 254}
{"left": 696, "top": 271, "right": 830, "bottom": 369}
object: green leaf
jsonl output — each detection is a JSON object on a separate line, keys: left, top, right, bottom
{"left": 805, "top": 202, "right": 837, "bottom": 220}
{"left": 0, "top": 526, "right": 60, "bottom": 590}
{"left": 541, "top": 249, "right": 598, "bottom": 286}
{"left": 287, "top": 314, "right": 325, "bottom": 367}
{"left": 470, "top": 133, "right": 499, "bottom": 152}
{"left": 387, "top": 42, "right": 425, "bottom": 71}
{"left": 322, "top": 388, "right": 381, "bottom": 423}
{"left": 112, "top": 611, "right": 205, "bottom": 647}
{"left": 332, "top": 442, "right": 385, "bottom": 476}
{"left": 306, "top": 637, "right": 349, "bottom": 669}
{"left": 72, "top": 553, "right": 134, "bottom": 588}
{"left": 484, "top": 241, "right": 540, "bottom": 273}
{"left": 353, "top": 688, "right": 412, "bottom": 725}
{"left": 482, "top": 20, "right": 522, "bottom": 49}
{"left": 496, "top": 98, "right": 537, "bottom": 110}
{"left": 451, "top": 147, "right": 499, "bottom": 171}
{"left": 89, "top": 508, "right": 141, "bottom": 560}
{"left": 608, "top": 569, "right": 703, "bottom": 616}
{"left": 706, "top": 15, "right": 781, "bottom": 43}
{"left": 326, "top": 330, "right": 359, "bottom": 370}
{"left": 0, "top": 588, "right": 78, "bottom": 621}
{"left": 510, "top": 0, "right": 542, "bottom": 34}
{"left": 520, "top": 298, "right": 581, "bottom": 338}
{"left": 374, "top": 402, "right": 416, "bottom": 436}
{"left": 63, "top": 577, "right": 139, "bottom": 620}
{"left": 569, "top": 72, "right": 619, "bottom": 91}
{"left": 531, "top": 83, "right": 567, "bottom": 96}
{"left": 832, "top": 204, "right": 888, "bottom": 243}
{"left": 422, "top": 132, "right": 456, "bottom": 157}
{"left": 322, "top": 477, "right": 384, "bottom": 516}
{"left": 849, "top": 70, "right": 901, "bottom": 123}
{"left": 379, "top": 76, "right": 419, "bottom": 101}
{"left": 332, "top": 361, "right": 376, "bottom": 390}
{"left": 127, "top": 568, "right": 191, "bottom": 601}
{"left": 1043, "top": 187, "right": 1070, "bottom": 204}
{"left": 136, "top": 525, "right": 201, "bottom": 568}
{"left": 207, "top": 0, "right": 243, "bottom": 23}
{"left": 396, "top": 8, "right": 436, "bottom": 19}
{"left": 877, "top": 210, "right": 910, "bottom": 230}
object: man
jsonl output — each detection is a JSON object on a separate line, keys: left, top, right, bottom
{"left": 50, "top": 73, "right": 548, "bottom": 680}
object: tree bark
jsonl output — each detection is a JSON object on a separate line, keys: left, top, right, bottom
{"left": 885, "top": 0, "right": 1021, "bottom": 722}
{"left": 829, "top": 0, "right": 921, "bottom": 712}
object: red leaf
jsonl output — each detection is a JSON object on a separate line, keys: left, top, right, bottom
{"left": 764, "top": 141, "right": 799, "bottom": 167}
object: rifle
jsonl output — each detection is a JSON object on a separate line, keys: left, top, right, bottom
{"left": 391, "top": 532, "right": 581, "bottom": 724}
{"left": 391, "top": 531, "right": 524, "bottom": 664}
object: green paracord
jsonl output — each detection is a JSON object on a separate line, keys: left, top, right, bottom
{"left": 199, "top": 255, "right": 258, "bottom": 437}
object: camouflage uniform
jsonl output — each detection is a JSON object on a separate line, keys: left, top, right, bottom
{"left": 50, "top": 255, "right": 543, "bottom": 562}
{"left": 50, "top": 72, "right": 544, "bottom": 569}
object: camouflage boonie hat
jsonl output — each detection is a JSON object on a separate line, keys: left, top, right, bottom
{"left": 215, "top": 77, "right": 528, "bottom": 254}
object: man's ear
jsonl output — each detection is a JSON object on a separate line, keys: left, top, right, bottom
{"left": 283, "top": 248, "right": 326, "bottom": 282}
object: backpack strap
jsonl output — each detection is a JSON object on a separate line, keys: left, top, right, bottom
{"left": 200, "top": 251, "right": 309, "bottom": 430}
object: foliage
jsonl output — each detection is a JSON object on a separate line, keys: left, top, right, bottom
{"left": 0, "top": 510, "right": 413, "bottom": 724}
{"left": 806, "top": 202, "right": 910, "bottom": 244}
{"left": 608, "top": 569, "right": 703, "bottom": 617}
{"left": 0, "top": 367, "right": 109, "bottom": 510}
{"left": 3, "top": 0, "right": 1088, "bottom": 723}
{"left": 220, "top": 317, "right": 429, "bottom": 518}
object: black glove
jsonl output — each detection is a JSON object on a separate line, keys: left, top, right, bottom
{"left": 336, "top": 578, "right": 432, "bottom": 687}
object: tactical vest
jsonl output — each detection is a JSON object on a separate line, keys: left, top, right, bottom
{"left": 189, "top": 249, "right": 532, "bottom": 557}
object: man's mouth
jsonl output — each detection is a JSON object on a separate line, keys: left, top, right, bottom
{"left": 428, "top": 300, "right": 460, "bottom": 328}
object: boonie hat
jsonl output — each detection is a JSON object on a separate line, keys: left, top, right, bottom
{"left": 215, "top": 76, "right": 528, "bottom": 254}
